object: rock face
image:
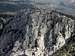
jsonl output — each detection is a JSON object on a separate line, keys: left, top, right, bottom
{"left": 0, "top": 8, "right": 75, "bottom": 56}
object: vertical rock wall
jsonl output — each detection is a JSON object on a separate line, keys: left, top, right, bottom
{"left": 0, "top": 8, "right": 75, "bottom": 56}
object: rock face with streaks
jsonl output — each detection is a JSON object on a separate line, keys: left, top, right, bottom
{"left": 0, "top": 8, "right": 75, "bottom": 56}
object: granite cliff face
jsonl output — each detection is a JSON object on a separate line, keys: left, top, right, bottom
{"left": 0, "top": 8, "right": 75, "bottom": 56}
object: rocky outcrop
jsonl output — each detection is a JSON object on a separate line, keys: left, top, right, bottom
{"left": 0, "top": 8, "right": 75, "bottom": 56}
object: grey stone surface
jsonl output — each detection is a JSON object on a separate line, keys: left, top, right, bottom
{"left": 0, "top": 8, "right": 75, "bottom": 56}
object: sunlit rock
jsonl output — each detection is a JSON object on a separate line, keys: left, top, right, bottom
{"left": 0, "top": 8, "right": 75, "bottom": 56}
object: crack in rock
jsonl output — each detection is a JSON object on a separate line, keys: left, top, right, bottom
{"left": 0, "top": 8, "right": 75, "bottom": 56}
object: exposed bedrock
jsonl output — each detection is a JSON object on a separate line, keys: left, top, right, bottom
{"left": 0, "top": 8, "right": 75, "bottom": 56}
